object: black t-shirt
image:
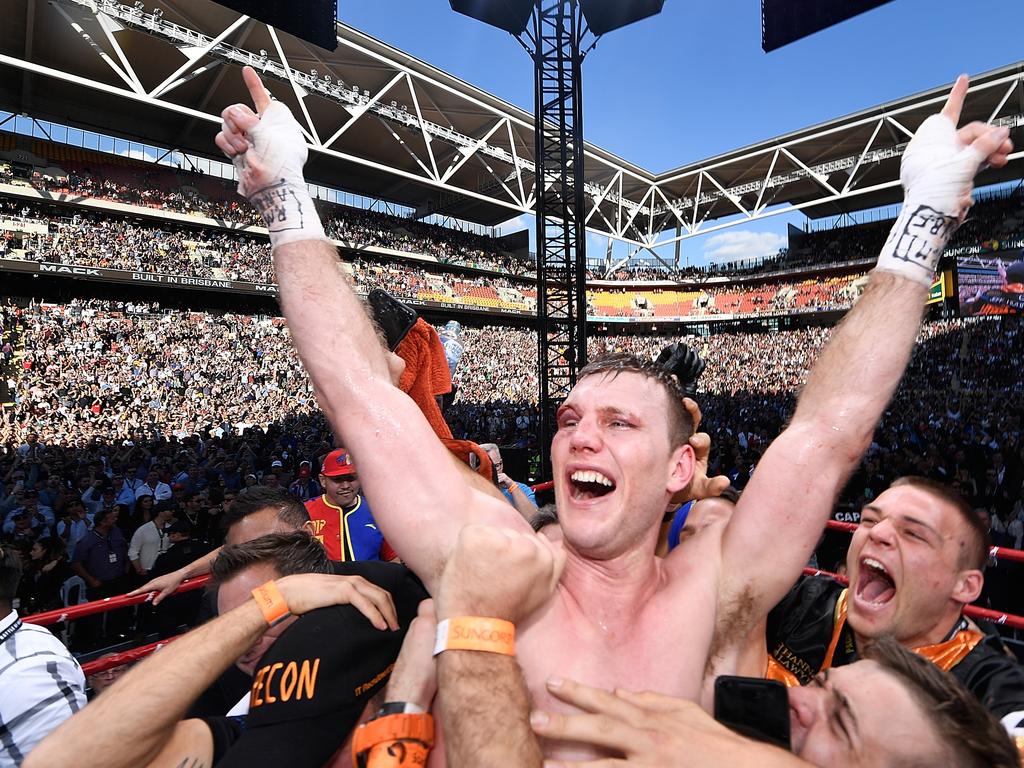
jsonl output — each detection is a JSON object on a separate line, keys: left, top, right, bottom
{"left": 768, "top": 575, "right": 1024, "bottom": 721}
{"left": 205, "top": 561, "right": 428, "bottom": 767}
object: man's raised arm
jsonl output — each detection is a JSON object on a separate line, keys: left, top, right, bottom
{"left": 715, "top": 75, "right": 1013, "bottom": 616}
{"left": 216, "top": 67, "right": 522, "bottom": 588}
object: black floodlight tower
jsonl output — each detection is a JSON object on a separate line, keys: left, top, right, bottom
{"left": 450, "top": 0, "right": 664, "bottom": 476}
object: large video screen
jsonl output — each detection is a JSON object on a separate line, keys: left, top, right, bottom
{"left": 958, "top": 252, "right": 1024, "bottom": 316}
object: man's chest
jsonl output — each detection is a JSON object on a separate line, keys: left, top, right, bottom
{"left": 518, "top": 589, "right": 717, "bottom": 710}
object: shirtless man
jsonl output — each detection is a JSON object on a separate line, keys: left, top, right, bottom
{"left": 215, "top": 68, "right": 1008, "bottom": 762}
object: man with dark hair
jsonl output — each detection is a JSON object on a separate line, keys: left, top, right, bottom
{"left": 219, "top": 68, "right": 1011, "bottom": 763}
{"left": 128, "top": 501, "right": 174, "bottom": 578}
{"left": 0, "top": 544, "right": 86, "bottom": 766}
{"left": 25, "top": 534, "right": 421, "bottom": 768}
{"left": 422, "top": 525, "right": 1020, "bottom": 767}
{"left": 529, "top": 637, "right": 1020, "bottom": 768}
{"left": 222, "top": 485, "right": 312, "bottom": 540}
{"left": 304, "top": 449, "right": 395, "bottom": 562}
{"left": 56, "top": 498, "right": 92, "bottom": 557}
{"left": 763, "top": 476, "right": 1024, "bottom": 737}
{"left": 149, "top": 521, "right": 210, "bottom": 639}
{"left": 130, "top": 486, "right": 315, "bottom": 604}
{"left": 71, "top": 507, "right": 129, "bottom": 599}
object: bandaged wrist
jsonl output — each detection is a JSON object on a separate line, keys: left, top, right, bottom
{"left": 229, "top": 100, "right": 329, "bottom": 249}
{"left": 874, "top": 198, "right": 957, "bottom": 286}
{"left": 433, "top": 616, "right": 515, "bottom": 656}
{"left": 249, "top": 180, "right": 328, "bottom": 249}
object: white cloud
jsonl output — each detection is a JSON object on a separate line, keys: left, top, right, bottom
{"left": 701, "top": 230, "right": 785, "bottom": 264}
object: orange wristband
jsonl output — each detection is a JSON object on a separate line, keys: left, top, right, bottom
{"left": 251, "top": 580, "right": 291, "bottom": 627}
{"left": 432, "top": 617, "right": 515, "bottom": 656}
{"left": 353, "top": 713, "right": 434, "bottom": 768}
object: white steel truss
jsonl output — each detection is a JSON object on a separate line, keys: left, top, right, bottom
{"left": 1, "top": 0, "right": 1022, "bottom": 251}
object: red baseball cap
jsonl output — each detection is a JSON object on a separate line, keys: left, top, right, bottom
{"left": 321, "top": 448, "right": 357, "bottom": 477}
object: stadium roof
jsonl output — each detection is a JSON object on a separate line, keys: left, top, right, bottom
{"left": 1, "top": 0, "right": 1022, "bottom": 250}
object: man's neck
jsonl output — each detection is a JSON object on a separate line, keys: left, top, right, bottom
{"left": 0, "top": 602, "right": 12, "bottom": 619}
{"left": 854, "top": 611, "right": 964, "bottom": 652}
{"left": 559, "top": 543, "right": 663, "bottom": 637}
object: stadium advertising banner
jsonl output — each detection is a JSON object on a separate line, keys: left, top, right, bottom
{"left": 0, "top": 258, "right": 279, "bottom": 295}
{"left": 956, "top": 251, "right": 1024, "bottom": 316}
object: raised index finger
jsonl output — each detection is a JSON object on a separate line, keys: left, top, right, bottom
{"left": 940, "top": 74, "right": 969, "bottom": 124}
{"left": 242, "top": 65, "right": 272, "bottom": 114}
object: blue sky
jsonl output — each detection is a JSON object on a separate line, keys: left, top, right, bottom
{"left": 339, "top": 1, "right": 1024, "bottom": 266}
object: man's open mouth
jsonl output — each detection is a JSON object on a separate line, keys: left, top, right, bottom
{"left": 855, "top": 557, "right": 896, "bottom": 605}
{"left": 568, "top": 469, "right": 616, "bottom": 501}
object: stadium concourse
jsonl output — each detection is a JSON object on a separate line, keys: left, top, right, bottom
{"left": 0, "top": 3, "right": 1023, "bottom": 764}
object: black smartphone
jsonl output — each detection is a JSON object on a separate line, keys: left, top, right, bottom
{"left": 713, "top": 675, "right": 791, "bottom": 750}
{"left": 367, "top": 289, "right": 418, "bottom": 351}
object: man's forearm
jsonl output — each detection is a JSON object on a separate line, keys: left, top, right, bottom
{"left": 272, "top": 240, "right": 390, "bottom": 421}
{"left": 792, "top": 270, "right": 925, "bottom": 453}
{"left": 438, "top": 652, "right": 542, "bottom": 768}
{"left": 25, "top": 600, "right": 267, "bottom": 768}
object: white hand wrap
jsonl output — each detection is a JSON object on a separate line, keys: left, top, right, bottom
{"left": 876, "top": 114, "right": 984, "bottom": 285}
{"left": 231, "top": 102, "right": 328, "bottom": 249}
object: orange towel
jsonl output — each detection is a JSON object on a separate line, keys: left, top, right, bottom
{"left": 396, "top": 318, "right": 453, "bottom": 440}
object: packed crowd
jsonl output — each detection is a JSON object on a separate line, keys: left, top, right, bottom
{"left": 0, "top": 197, "right": 537, "bottom": 311}
{"left": 5, "top": 298, "right": 1020, "bottom": 568}
{"left": 0, "top": 160, "right": 533, "bottom": 275}
{"left": 590, "top": 187, "right": 1024, "bottom": 282}
{"left": 589, "top": 273, "right": 865, "bottom": 318}
{"left": 3, "top": 75, "right": 1024, "bottom": 768}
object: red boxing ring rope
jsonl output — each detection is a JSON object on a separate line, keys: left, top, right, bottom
{"left": 80, "top": 637, "right": 180, "bottom": 676}
{"left": 22, "top": 575, "right": 211, "bottom": 627}
{"left": 17, "top": 487, "right": 1024, "bottom": 671}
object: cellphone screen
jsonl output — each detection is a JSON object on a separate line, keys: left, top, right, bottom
{"left": 713, "top": 675, "right": 791, "bottom": 750}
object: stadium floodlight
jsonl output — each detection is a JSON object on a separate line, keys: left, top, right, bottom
{"left": 579, "top": 0, "right": 664, "bottom": 35}
{"left": 451, "top": 0, "right": 664, "bottom": 37}
{"left": 449, "top": 0, "right": 534, "bottom": 36}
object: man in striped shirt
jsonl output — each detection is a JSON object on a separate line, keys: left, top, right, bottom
{"left": 0, "top": 545, "right": 86, "bottom": 767}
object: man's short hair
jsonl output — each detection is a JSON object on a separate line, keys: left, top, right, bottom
{"left": 577, "top": 353, "right": 694, "bottom": 449}
{"left": 223, "top": 486, "right": 310, "bottom": 531}
{"left": 0, "top": 545, "right": 22, "bottom": 604}
{"left": 890, "top": 476, "right": 989, "bottom": 570}
{"left": 862, "top": 636, "right": 1019, "bottom": 767}
{"left": 211, "top": 531, "right": 332, "bottom": 584}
